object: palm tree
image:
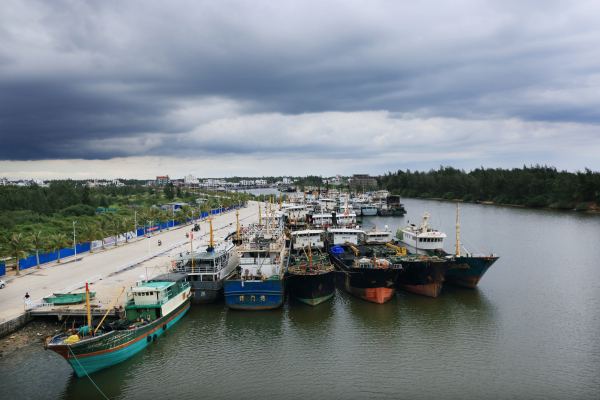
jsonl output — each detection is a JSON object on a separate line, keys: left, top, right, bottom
{"left": 2, "top": 233, "right": 31, "bottom": 275}
{"left": 146, "top": 208, "right": 161, "bottom": 234}
{"left": 30, "top": 231, "right": 46, "bottom": 269}
{"left": 200, "top": 202, "right": 211, "bottom": 221}
{"left": 80, "top": 223, "right": 102, "bottom": 253}
{"left": 46, "top": 233, "right": 70, "bottom": 263}
{"left": 97, "top": 218, "right": 113, "bottom": 250}
{"left": 111, "top": 219, "right": 122, "bottom": 246}
{"left": 175, "top": 210, "right": 188, "bottom": 226}
{"left": 179, "top": 205, "right": 191, "bottom": 225}
{"left": 157, "top": 210, "right": 169, "bottom": 232}
{"left": 122, "top": 218, "right": 135, "bottom": 243}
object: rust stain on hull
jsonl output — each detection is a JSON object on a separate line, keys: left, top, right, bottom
{"left": 445, "top": 275, "right": 482, "bottom": 289}
{"left": 345, "top": 285, "right": 395, "bottom": 304}
{"left": 397, "top": 282, "right": 443, "bottom": 297}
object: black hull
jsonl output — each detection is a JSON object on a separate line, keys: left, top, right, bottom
{"left": 287, "top": 271, "right": 336, "bottom": 306}
{"left": 329, "top": 251, "right": 401, "bottom": 303}
{"left": 191, "top": 281, "right": 224, "bottom": 304}
{"left": 396, "top": 259, "right": 452, "bottom": 297}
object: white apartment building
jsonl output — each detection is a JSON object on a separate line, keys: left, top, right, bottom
{"left": 184, "top": 174, "right": 199, "bottom": 184}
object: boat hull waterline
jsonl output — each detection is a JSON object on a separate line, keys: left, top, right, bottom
{"left": 224, "top": 278, "right": 285, "bottom": 310}
{"left": 287, "top": 272, "right": 335, "bottom": 306}
{"left": 47, "top": 299, "right": 191, "bottom": 377}
{"left": 445, "top": 256, "right": 499, "bottom": 289}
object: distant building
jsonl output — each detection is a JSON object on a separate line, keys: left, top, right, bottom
{"left": 161, "top": 202, "right": 188, "bottom": 211}
{"left": 349, "top": 174, "right": 377, "bottom": 189}
{"left": 1, "top": 177, "right": 8, "bottom": 186}
{"left": 184, "top": 174, "right": 199, "bottom": 185}
{"left": 156, "top": 175, "right": 170, "bottom": 186}
{"left": 112, "top": 179, "right": 125, "bottom": 187}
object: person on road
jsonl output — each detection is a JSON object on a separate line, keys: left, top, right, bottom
{"left": 23, "top": 292, "right": 30, "bottom": 300}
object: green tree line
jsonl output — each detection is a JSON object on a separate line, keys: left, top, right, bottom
{"left": 377, "top": 165, "right": 600, "bottom": 210}
{"left": 0, "top": 188, "right": 252, "bottom": 274}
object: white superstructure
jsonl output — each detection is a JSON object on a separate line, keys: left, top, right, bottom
{"left": 326, "top": 228, "right": 363, "bottom": 246}
{"left": 399, "top": 211, "right": 446, "bottom": 251}
{"left": 291, "top": 230, "right": 325, "bottom": 250}
{"left": 363, "top": 227, "right": 394, "bottom": 244}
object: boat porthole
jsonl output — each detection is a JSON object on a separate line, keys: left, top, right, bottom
{"left": 163, "top": 324, "right": 167, "bottom": 331}
{"left": 147, "top": 336, "right": 151, "bottom": 343}
{"left": 153, "top": 334, "right": 157, "bottom": 341}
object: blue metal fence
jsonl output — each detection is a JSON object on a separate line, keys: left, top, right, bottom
{"left": 18, "top": 242, "right": 92, "bottom": 270}
{"left": 0, "top": 204, "right": 246, "bottom": 275}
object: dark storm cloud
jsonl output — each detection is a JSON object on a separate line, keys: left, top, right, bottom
{"left": 1, "top": 0, "right": 599, "bottom": 161}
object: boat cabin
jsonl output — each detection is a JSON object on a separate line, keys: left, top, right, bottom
{"left": 327, "top": 228, "right": 363, "bottom": 245}
{"left": 291, "top": 230, "right": 325, "bottom": 250}
{"left": 125, "top": 273, "right": 189, "bottom": 320}
{"left": 318, "top": 198, "right": 337, "bottom": 211}
{"left": 363, "top": 230, "right": 394, "bottom": 244}
{"left": 172, "top": 240, "right": 238, "bottom": 282}
{"left": 312, "top": 213, "right": 357, "bottom": 227}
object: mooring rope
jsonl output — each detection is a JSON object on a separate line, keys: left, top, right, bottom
{"left": 66, "top": 344, "right": 110, "bottom": 400}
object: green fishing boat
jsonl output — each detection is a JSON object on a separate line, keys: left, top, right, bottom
{"left": 44, "top": 292, "right": 96, "bottom": 304}
{"left": 45, "top": 274, "right": 191, "bottom": 377}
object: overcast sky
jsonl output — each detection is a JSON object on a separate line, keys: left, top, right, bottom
{"left": 1, "top": 0, "right": 599, "bottom": 180}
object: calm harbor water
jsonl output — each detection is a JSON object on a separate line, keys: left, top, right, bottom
{"left": 1, "top": 198, "right": 599, "bottom": 399}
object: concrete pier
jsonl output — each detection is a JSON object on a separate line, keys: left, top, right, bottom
{"left": 0, "top": 201, "right": 263, "bottom": 331}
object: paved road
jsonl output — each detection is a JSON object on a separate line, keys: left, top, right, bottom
{"left": 0, "top": 201, "right": 262, "bottom": 322}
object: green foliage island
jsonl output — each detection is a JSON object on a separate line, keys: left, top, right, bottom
{"left": 377, "top": 165, "right": 600, "bottom": 210}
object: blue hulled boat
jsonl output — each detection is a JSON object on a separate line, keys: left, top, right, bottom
{"left": 224, "top": 205, "right": 287, "bottom": 310}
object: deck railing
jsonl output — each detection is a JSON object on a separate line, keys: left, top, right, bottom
{"left": 126, "top": 298, "right": 168, "bottom": 307}
{"left": 240, "top": 257, "right": 272, "bottom": 265}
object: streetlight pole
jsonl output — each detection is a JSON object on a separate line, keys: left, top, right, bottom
{"left": 144, "top": 219, "right": 150, "bottom": 255}
{"left": 73, "top": 220, "right": 79, "bottom": 260}
{"left": 219, "top": 203, "right": 223, "bottom": 228}
{"left": 134, "top": 210, "right": 139, "bottom": 240}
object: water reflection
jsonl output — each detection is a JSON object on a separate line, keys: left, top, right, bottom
{"left": 2, "top": 198, "right": 599, "bottom": 399}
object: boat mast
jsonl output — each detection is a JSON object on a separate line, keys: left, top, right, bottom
{"left": 207, "top": 214, "right": 214, "bottom": 252}
{"left": 308, "top": 231, "right": 313, "bottom": 267}
{"left": 346, "top": 197, "right": 349, "bottom": 225}
{"left": 191, "top": 232, "right": 194, "bottom": 273}
{"left": 455, "top": 202, "right": 461, "bottom": 256}
{"left": 258, "top": 202, "right": 262, "bottom": 226}
{"left": 236, "top": 207, "right": 240, "bottom": 243}
{"left": 266, "top": 198, "right": 271, "bottom": 235}
{"left": 85, "top": 282, "right": 91, "bottom": 333}
{"left": 270, "top": 198, "right": 275, "bottom": 232}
